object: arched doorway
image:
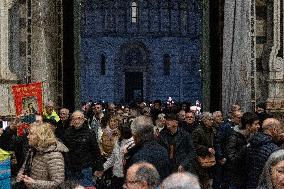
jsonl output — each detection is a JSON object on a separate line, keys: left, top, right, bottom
{"left": 115, "top": 42, "right": 150, "bottom": 103}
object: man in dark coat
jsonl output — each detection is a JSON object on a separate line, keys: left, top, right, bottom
{"left": 192, "top": 112, "right": 216, "bottom": 189}
{"left": 225, "top": 112, "right": 260, "bottom": 189}
{"left": 158, "top": 113, "right": 196, "bottom": 174}
{"left": 55, "top": 108, "right": 70, "bottom": 141}
{"left": 63, "top": 110, "right": 103, "bottom": 188}
{"left": 125, "top": 116, "right": 170, "bottom": 180}
{"left": 215, "top": 110, "right": 242, "bottom": 163}
{"left": 179, "top": 111, "right": 198, "bottom": 135}
{"left": 246, "top": 118, "right": 281, "bottom": 189}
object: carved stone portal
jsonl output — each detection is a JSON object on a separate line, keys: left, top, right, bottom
{"left": 266, "top": 0, "right": 284, "bottom": 112}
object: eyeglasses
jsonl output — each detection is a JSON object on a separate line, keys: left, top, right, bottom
{"left": 72, "top": 117, "right": 84, "bottom": 120}
{"left": 125, "top": 179, "right": 142, "bottom": 186}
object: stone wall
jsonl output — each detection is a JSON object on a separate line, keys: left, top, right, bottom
{"left": 0, "top": 0, "right": 63, "bottom": 116}
{"left": 80, "top": 37, "right": 201, "bottom": 103}
{"left": 79, "top": 0, "right": 202, "bottom": 104}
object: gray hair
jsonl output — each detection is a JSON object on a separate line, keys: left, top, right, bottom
{"left": 161, "top": 172, "right": 201, "bottom": 189}
{"left": 131, "top": 116, "right": 154, "bottom": 143}
{"left": 258, "top": 150, "right": 284, "bottom": 189}
{"left": 71, "top": 110, "right": 85, "bottom": 118}
{"left": 201, "top": 112, "right": 212, "bottom": 123}
{"left": 134, "top": 162, "right": 160, "bottom": 189}
{"left": 212, "top": 111, "right": 222, "bottom": 118}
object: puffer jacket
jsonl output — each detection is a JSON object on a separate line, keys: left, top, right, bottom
{"left": 28, "top": 141, "right": 68, "bottom": 189}
{"left": 224, "top": 128, "right": 247, "bottom": 188}
{"left": 246, "top": 132, "right": 279, "bottom": 189}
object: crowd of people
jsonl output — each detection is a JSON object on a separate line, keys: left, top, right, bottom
{"left": 0, "top": 99, "right": 284, "bottom": 189}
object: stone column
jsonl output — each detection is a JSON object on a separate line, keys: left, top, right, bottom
{"left": 0, "top": 0, "right": 17, "bottom": 80}
{"left": 222, "top": 0, "right": 255, "bottom": 115}
{"left": 266, "top": 0, "right": 284, "bottom": 112}
{"left": 31, "top": 0, "right": 57, "bottom": 103}
{"left": 201, "top": 0, "right": 210, "bottom": 111}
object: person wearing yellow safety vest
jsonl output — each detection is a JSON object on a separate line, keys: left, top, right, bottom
{"left": 43, "top": 101, "right": 60, "bottom": 123}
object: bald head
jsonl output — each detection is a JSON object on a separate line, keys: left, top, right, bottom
{"left": 262, "top": 118, "right": 282, "bottom": 138}
{"left": 71, "top": 110, "right": 85, "bottom": 129}
{"left": 161, "top": 172, "right": 201, "bottom": 189}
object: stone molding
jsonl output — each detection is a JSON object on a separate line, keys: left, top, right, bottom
{"left": 0, "top": 0, "right": 17, "bottom": 81}
{"left": 266, "top": 0, "right": 284, "bottom": 112}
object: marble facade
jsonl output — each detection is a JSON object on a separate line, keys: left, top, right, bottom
{"left": 0, "top": 0, "right": 284, "bottom": 116}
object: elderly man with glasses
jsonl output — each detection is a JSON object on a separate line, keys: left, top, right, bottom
{"left": 63, "top": 110, "right": 104, "bottom": 188}
{"left": 124, "top": 162, "right": 160, "bottom": 189}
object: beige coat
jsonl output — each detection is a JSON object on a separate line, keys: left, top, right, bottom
{"left": 28, "top": 142, "right": 68, "bottom": 189}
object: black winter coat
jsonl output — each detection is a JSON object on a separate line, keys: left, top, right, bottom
{"left": 0, "top": 128, "right": 29, "bottom": 173}
{"left": 158, "top": 128, "right": 197, "bottom": 173}
{"left": 192, "top": 124, "right": 216, "bottom": 156}
{"left": 246, "top": 132, "right": 280, "bottom": 189}
{"left": 125, "top": 140, "right": 170, "bottom": 180}
{"left": 224, "top": 130, "right": 247, "bottom": 188}
{"left": 192, "top": 124, "right": 216, "bottom": 178}
{"left": 179, "top": 121, "right": 198, "bottom": 135}
{"left": 63, "top": 123, "right": 103, "bottom": 172}
{"left": 55, "top": 119, "right": 70, "bottom": 142}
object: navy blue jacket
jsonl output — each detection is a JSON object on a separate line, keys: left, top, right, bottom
{"left": 214, "top": 120, "right": 235, "bottom": 160}
{"left": 246, "top": 132, "right": 279, "bottom": 189}
{"left": 126, "top": 140, "right": 170, "bottom": 180}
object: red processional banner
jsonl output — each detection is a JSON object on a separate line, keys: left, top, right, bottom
{"left": 11, "top": 82, "right": 43, "bottom": 116}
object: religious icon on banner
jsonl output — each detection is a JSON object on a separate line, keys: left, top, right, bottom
{"left": 11, "top": 82, "right": 43, "bottom": 116}
{"left": 22, "top": 96, "right": 38, "bottom": 115}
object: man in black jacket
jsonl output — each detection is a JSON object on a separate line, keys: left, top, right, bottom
{"left": 63, "top": 110, "right": 103, "bottom": 188}
{"left": 225, "top": 112, "right": 260, "bottom": 189}
{"left": 125, "top": 116, "right": 170, "bottom": 180}
{"left": 158, "top": 113, "right": 196, "bottom": 174}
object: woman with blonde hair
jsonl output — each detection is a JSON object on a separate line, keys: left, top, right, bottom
{"left": 16, "top": 123, "right": 68, "bottom": 189}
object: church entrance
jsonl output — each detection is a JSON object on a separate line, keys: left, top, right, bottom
{"left": 115, "top": 42, "right": 150, "bottom": 103}
{"left": 125, "top": 72, "right": 143, "bottom": 103}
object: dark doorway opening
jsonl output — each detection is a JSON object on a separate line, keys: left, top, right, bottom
{"left": 125, "top": 72, "right": 143, "bottom": 103}
{"left": 209, "top": 0, "right": 224, "bottom": 111}
{"left": 63, "top": 0, "right": 75, "bottom": 111}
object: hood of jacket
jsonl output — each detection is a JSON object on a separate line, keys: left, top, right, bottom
{"left": 40, "top": 141, "right": 69, "bottom": 153}
{"left": 248, "top": 132, "right": 273, "bottom": 148}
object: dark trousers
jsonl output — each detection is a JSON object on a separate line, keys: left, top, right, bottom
{"left": 212, "top": 163, "right": 226, "bottom": 189}
{"left": 110, "top": 176, "right": 124, "bottom": 189}
{"left": 66, "top": 167, "right": 95, "bottom": 187}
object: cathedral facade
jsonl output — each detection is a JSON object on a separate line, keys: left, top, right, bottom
{"left": 0, "top": 0, "right": 284, "bottom": 116}
{"left": 79, "top": 0, "right": 202, "bottom": 104}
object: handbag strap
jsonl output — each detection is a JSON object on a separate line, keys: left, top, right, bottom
{"left": 23, "top": 148, "right": 36, "bottom": 176}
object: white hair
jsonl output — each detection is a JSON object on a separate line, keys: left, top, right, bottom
{"left": 161, "top": 172, "right": 201, "bottom": 189}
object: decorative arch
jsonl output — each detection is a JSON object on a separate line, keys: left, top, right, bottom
{"left": 114, "top": 42, "right": 151, "bottom": 103}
